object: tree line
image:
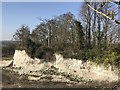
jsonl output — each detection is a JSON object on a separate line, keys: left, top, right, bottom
{"left": 13, "top": 2, "right": 120, "bottom": 65}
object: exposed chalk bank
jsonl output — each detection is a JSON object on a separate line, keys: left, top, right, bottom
{"left": 13, "top": 50, "right": 53, "bottom": 74}
{"left": 54, "top": 53, "right": 119, "bottom": 82}
{"left": 13, "top": 50, "right": 119, "bottom": 82}
{"left": 13, "top": 50, "right": 42, "bottom": 67}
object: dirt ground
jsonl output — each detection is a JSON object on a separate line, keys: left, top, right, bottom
{"left": 1, "top": 68, "right": 120, "bottom": 90}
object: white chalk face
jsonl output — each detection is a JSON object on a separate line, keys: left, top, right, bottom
{"left": 12, "top": 50, "right": 119, "bottom": 82}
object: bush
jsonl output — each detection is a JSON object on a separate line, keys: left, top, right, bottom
{"left": 34, "top": 46, "right": 45, "bottom": 59}
{"left": 24, "top": 38, "right": 55, "bottom": 62}
{"left": 25, "top": 39, "right": 36, "bottom": 59}
{"left": 35, "top": 46, "right": 55, "bottom": 62}
{"left": 92, "top": 51, "right": 118, "bottom": 66}
{"left": 43, "top": 47, "right": 55, "bottom": 62}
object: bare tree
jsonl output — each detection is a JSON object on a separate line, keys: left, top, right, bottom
{"left": 13, "top": 25, "right": 30, "bottom": 48}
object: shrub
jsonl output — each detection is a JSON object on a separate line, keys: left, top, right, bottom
{"left": 35, "top": 46, "right": 55, "bottom": 62}
{"left": 34, "top": 46, "right": 45, "bottom": 59}
{"left": 25, "top": 40, "right": 36, "bottom": 59}
{"left": 92, "top": 51, "right": 119, "bottom": 66}
{"left": 62, "top": 49, "right": 88, "bottom": 60}
{"left": 43, "top": 47, "right": 55, "bottom": 62}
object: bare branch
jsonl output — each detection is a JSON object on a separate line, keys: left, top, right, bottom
{"left": 85, "top": 2, "right": 120, "bottom": 24}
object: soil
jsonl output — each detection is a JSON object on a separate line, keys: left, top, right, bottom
{"left": 2, "top": 68, "right": 120, "bottom": 90}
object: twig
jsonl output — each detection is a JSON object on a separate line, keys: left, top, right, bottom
{"left": 85, "top": 2, "right": 120, "bottom": 24}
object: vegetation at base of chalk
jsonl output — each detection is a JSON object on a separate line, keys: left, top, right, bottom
{"left": 25, "top": 38, "right": 36, "bottom": 59}
{"left": 25, "top": 38, "right": 55, "bottom": 61}
{"left": 89, "top": 50, "right": 120, "bottom": 66}
{"left": 34, "top": 46, "right": 55, "bottom": 62}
